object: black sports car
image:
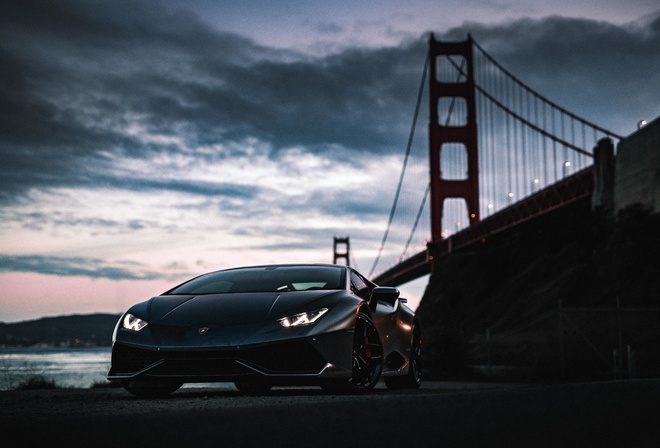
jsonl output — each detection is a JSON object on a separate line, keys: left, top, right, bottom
{"left": 107, "top": 263, "right": 422, "bottom": 396}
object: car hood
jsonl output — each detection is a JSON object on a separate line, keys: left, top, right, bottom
{"left": 147, "top": 291, "right": 337, "bottom": 326}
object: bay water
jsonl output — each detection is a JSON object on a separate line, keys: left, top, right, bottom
{"left": 0, "top": 346, "right": 235, "bottom": 391}
{"left": 0, "top": 346, "right": 112, "bottom": 390}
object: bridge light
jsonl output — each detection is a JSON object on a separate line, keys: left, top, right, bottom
{"left": 487, "top": 203, "right": 493, "bottom": 209}
{"left": 638, "top": 119, "right": 647, "bottom": 129}
{"left": 470, "top": 213, "right": 476, "bottom": 219}
{"left": 531, "top": 178, "right": 540, "bottom": 193}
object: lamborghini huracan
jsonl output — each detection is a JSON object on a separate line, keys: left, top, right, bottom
{"left": 107, "top": 263, "right": 422, "bottom": 396}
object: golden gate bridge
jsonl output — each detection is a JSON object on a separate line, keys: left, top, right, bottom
{"left": 352, "top": 34, "right": 623, "bottom": 287}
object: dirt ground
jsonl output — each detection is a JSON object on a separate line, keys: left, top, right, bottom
{"left": 2, "top": 379, "right": 660, "bottom": 447}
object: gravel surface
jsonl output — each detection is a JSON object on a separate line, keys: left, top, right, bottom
{"left": 2, "top": 380, "right": 660, "bottom": 447}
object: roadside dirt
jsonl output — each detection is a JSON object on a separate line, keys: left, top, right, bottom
{"left": 3, "top": 380, "right": 660, "bottom": 447}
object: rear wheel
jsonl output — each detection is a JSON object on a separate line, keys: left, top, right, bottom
{"left": 385, "top": 321, "right": 422, "bottom": 390}
{"left": 121, "top": 380, "right": 183, "bottom": 397}
{"left": 322, "top": 311, "right": 383, "bottom": 393}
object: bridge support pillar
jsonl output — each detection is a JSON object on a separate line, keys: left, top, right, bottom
{"left": 333, "top": 236, "right": 350, "bottom": 266}
{"left": 428, "top": 34, "right": 480, "bottom": 251}
{"left": 592, "top": 138, "right": 615, "bottom": 217}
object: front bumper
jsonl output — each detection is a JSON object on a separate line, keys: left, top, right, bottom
{"left": 107, "top": 330, "right": 354, "bottom": 384}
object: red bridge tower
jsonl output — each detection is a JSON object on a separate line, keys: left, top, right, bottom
{"left": 428, "top": 34, "right": 480, "bottom": 245}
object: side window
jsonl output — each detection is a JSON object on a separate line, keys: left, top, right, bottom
{"left": 350, "top": 271, "right": 371, "bottom": 301}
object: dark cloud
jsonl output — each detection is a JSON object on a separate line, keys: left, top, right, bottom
{"left": 0, "top": 0, "right": 425, "bottom": 206}
{"left": 10, "top": 209, "right": 163, "bottom": 234}
{"left": 0, "top": 254, "right": 165, "bottom": 280}
{"left": 88, "top": 174, "right": 261, "bottom": 199}
{"left": 0, "top": 0, "right": 658, "bottom": 210}
{"left": 444, "top": 14, "right": 660, "bottom": 134}
{"left": 314, "top": 22, "right": 345, "bottom": 35}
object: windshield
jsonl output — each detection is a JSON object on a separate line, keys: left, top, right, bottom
{"left": 165, "top": 265, "right": 347, "bottom": 295}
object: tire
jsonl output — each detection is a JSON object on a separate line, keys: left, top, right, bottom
{"left": 322, "top": 311, "right": 383, "bottom": 393}
{"left": 121, "top": 380, "right": 183, "bottom": 397}
{"left": 385, "top": 321, "right": 422, "bottom": 390}
{"left": 234, "top": 382, "right": 272, "bottom": 394}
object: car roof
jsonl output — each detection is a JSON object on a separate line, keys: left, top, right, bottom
{"left": 219, "top": 263, "right": 349, "bottom": 271}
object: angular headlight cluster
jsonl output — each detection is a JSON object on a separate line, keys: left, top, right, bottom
{"left": 278, "top": 308, "right": 328, "bottom": 327}
{"left": 122, "top": 313, "right": 148, "bottom": 331}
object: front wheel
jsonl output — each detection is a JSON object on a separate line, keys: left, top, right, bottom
{"left": 121, "top": 380, "right": 183, "bottom": 397}
{"left": 322, "top": 311, "right": 383, "bottom": 394}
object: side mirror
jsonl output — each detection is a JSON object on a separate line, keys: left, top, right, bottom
{"left": 370, "top": 286, "right": 400, "bottom": 310}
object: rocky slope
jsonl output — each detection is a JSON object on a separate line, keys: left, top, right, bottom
{"left": 416, "top": 203, "right": 660, "bottom": 381}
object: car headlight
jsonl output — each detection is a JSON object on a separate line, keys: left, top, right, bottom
{"left": 278, "top": 308, "right": 328, "bottom": 327}
{"left": 122, "top": 313, "right": 148, "bottom": 331}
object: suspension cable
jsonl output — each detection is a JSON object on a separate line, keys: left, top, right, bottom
{"left": 399, "top": 56, "right": 467, "bottom": 261}
{"left": 368, "top": 49, "right": 430, "bottom": 277}
{"left": 401, "top": 184, "right": 430, "bottom": 259}
{"left": 446, "top": 55, "right": 596, "bottom": 157}
{"left": 471, "top": 39, "right": 623, "bottom": 140}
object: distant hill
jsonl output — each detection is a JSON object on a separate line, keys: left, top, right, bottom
{"left": 0, "top": 313, "right": 121, "bottom": 347}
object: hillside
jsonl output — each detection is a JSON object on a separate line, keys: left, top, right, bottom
{"left": 416, "top": 203, "right": 660, "bottom": 381}
{"left": 0, "top": 313, "right": 121, "bottom": 347}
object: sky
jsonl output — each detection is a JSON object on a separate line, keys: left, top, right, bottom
{"left": 1, "top": 0, "right": 659, "bottom": 323}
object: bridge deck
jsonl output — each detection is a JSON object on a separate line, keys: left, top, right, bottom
{"left": 372, "top": 168, "right": 593, "bottom": 287}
